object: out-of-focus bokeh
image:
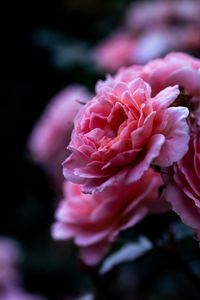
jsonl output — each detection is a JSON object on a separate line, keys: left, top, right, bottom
{"left": 2, "top": 0, "right": 200, "bottom": 299}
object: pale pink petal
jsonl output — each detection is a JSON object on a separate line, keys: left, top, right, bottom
{"left": 154, "top": 107, "right": 189, "bottom": 166}
{"left": 153, "top": 85, "right": 180, "bottom": 109}
{"left": 51, "top": 222, "right": 75, "bottom": 240}
{"left": 127, "top": 134, "right": 165, "bottom": 183}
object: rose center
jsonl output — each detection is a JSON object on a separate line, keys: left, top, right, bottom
{"left": 172, "top": 86, "right": 193, "bottom": 110}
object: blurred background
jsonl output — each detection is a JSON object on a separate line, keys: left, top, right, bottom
{"left": 1, "top": 0, "right": 200, "bottom": 299}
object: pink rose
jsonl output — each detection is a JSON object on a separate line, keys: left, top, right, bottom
{"left": 165, "top": 132, "right": 200, "bottom": 242}
{"left": 52, "top": 169, "right": 164, "bottom": 265}
{"left": 63, "top": 77, "right": 189, "bottom": 193}
{"left": 28, "top": 85, "right": 91, "bottom": 190}
{"left": 93, "top": 32, "right": 136, "bottom": 72}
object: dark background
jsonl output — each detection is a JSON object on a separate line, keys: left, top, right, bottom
{"left": 1, "top": 1, "right": 134, "bottom": 299}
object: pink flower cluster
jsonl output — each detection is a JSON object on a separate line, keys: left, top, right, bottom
{"left": 49, "top": 52, "right": 200, "bottom": 265}
{"left": 93, "top": 0, "right": 200, "bottom": 72}
{"left": 28, "top": 52, "right": 200, "bottom": 265}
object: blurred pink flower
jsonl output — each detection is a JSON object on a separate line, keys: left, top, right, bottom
{"left": 132, "top": 30, "right": 177, "bottom": 64}
{"left": 28, "top": 85, "right": 91, "bottom": 190}
{"left": 63, "top": 76, "right": 189, "bottom": 193}
{"left": 93, "top": 32, "right": 136, "bottom": 72}
{"left": 0, "top": 238, "right": 21, "bottom": 290}
{"left": 165, "top": 132, "right": 200, "bottom": 243}
{"left": 0, "top": 238, "right": 46, "bottom": 300}
{"left": 52, "top": 168, "right": 165, "bottom": 265}
{"left": 125, "top": 1, "right": 172, "bottom": 32}
{"left": 0, "top": 289, "right": 46, "bottom": 300}
{"left": 125, "top": 0, "right": 200, "bottom": 32}
{"left": 92, "top": 0, "right": 200, "bottom": 72}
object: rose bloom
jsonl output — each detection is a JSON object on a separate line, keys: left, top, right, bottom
{"left": 52, "top": 168, "right": 165, "bottom": 265}
{"left": 63, "top": 75, "right": 189, "bottom": 193}
{"left": 28, "top": 85, "right": 91, "bottom": 190}
{"left": 165, "top": 132, "right": 200, "bottom": 242}
{"left": 93, "top": 32, "right": 136, "bottom": 72}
